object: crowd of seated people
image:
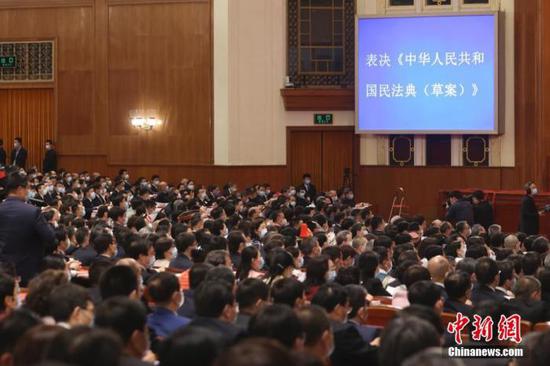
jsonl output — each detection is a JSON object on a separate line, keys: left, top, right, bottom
{"left": 1, "top": 168, "right": 550, "bottom": 366}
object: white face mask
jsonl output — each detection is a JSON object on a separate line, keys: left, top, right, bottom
{"left": 532, "top": 188, "right": 539, "bottom": 196}
{"left": 178, "top": 291, "right": 185, "bottom": 308}
{"left": 260, "top": 228, "right": 268, "bottom": 238}
{"left": 327, "top": 270, "right": 337, "bottom": 282}
{"left": 170, "top": 246, "right": 178, "bottom": 259}
{"left": 296, "top": 256, "right": 304, "bottom": 268}
{"left": 148, "top": 256, "right": 155, "bottom": 268}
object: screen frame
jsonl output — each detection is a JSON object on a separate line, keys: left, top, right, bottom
{"left": 355, "top": 12, "right": 500, "bottom": 135}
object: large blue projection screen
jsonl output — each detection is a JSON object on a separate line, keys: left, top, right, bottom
{"left": 356, "top": 14, "right": 498, "bottom": 134}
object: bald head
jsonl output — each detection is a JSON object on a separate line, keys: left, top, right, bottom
{"left": 427, "top": 255, "right": 450, "bottom": 283}
{"left": 504, "top": 235, "right": 520, "bottom": 253}
{"left": 431, "top": 219, "right": 443, "bottom": 228}
{"left": 513, "top": 276, "right": 541, "bottom": 301}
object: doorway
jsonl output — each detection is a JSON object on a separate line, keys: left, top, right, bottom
{"left": 287, "top": 126, "right": 358, "bottom": 192}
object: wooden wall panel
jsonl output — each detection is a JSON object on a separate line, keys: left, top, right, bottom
{"left": 355, "top": 166, "right": 505, "bottom": 221}
{"left": 289, "top": 130, "right": 323, "bottom": 188}
{"left": 513, "top": 0, "right": 541, "bottom": 188}
{"left": 57, "top": 70, "right": 93, "bottom": 135}
{"left": 0, "top": 89, "right": 55, "bottom": 170}
{"left": 0, "top": 0, "right": 212, "bottom": 164}
{"left": 107, "top": 2, "right": 212, "bottom": 165}
{"left": 58, "top": 155, "right": 289, "bottom": 190}
{"left": 321, "top": 130, "right": 355, "bottom": 191}
{"left": 0, "top": 0, "right": 92, "bottom": 9}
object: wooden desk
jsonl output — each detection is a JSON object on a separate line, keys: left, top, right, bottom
{"left": 438, "top": 189, "right": 550, "bottom": 235}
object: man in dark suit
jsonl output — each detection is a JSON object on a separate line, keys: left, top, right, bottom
{"left": 0, "top": 173, "right": 55, "bottom": 285}
{"left": 445, "top": 191, "right": 474, "bottom": 226}
{"left": 472, "top": 190, "right": 494, "bottom": 229}
{"left": 10, "top": 137, "right": 27, "bottom": 169}
{"left": 169, "top": 232, "right": 196, "bottom": 271}
{"left": 520, "top": 181, "right": 542, "bottom": 235}
{"left": 443, "top": 271, "right": 474, "bottom": 317}
{"left": 82, "top": 187, "right": 98, "bottom": 220}
{"left": 95, "top": 297, "right": 153, "bottom": 366}
{"left": 471, "top": 257, "right": 508, "bottom": 307}
{"left": 188, "top": 280, "right": 241, "bottom": 346}
{"left": 298, "top": 173, "right": 317, "bottom": 202}
{"left": 312, "top": 283, "right": 378, "bottom": 366}
{"left": 0, "top": 139, "right": 6, "bottom": 167}
{"left": 43, "top": 139, "right": 57, "bottom": 173}
{"left": 504, "top": 276, "right": 545, "bottom": 324}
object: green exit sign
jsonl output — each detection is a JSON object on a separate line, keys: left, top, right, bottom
{"left": 0, "top": 56, "right": 16, "bottom": 68}
{"left": 314, "top": 113, "right": 333, "bottom": 125}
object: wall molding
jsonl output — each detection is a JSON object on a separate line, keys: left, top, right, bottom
{"left": 0, "top": 0, "right": 92, "bottom": 9}
{"left": 108, "top": 0, "right": 207, "bottom": 6}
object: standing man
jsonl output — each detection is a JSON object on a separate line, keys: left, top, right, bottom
{"left": 445, "top": 191, "right": 474, "bottom": 226}
{"left": 0, "top": 173, "right": 55, "bottom": 285}
{"left": 472, "top": 190, "right": 494, "bottom": 229}
{"left": 520, "top": 181, "right": 543, "bottom": 235}
{"left": 11, "top": 137, "right": 27, "bottom": 169}
{"left": 43, "top": 139, "right": 57, "bottom": 173}
{"left": 298, "top": 173, "right": 317, "bottom": 202}
{"left": 0, "top": 139, "right": 5, "bottom": 167}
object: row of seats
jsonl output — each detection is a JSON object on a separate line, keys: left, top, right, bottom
{"left": 366, "top": 296, "right": 550, "bottom": 336}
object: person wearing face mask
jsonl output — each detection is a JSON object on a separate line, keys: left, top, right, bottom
{"left": 345, "top": 285, "right": 380, "bottom": 344}
{"left": 236, "top": 246, "right": 265, "bottom": 281}
{"left": 235, "top": 278, "right": 269, "bottom": 330}
{"left": 82, "top": 187, "right": 98, "bottom": 220}
{"left": 10, "top": 137, "right": 27, "bottom": 169}
{"left": 146, "top": 272, "right": 190, "bottom": 338}
{"left": 264, "top": 250, "right": 295, "bottom": 287}
{"left": 152, "top": 237, "right": 177, "bottom": 271}
{"left": 520, "top": 181, "right": 544, "bottom": 235}
{"left": 304, "top": 256, "right": 329, "bottom": 301}
{"left": 150, "top": 175, "right": 160, "bottom": 193}
{"left": 296, "top": 305, "right": 336, "bottom": 364}
{"left": 42, "top": 139, "right": 57, "bottom": 173}
{"left": 341, "top": 189, "right": 356, "bottom": 207}
{"left": 127, "top": 239, "right": 158, "bottom": 283}
{"left": 296, "top": 189, "right": 309, "bottom": 206}
{"left": 48, "top": 283, "right": 95, "bottom": 328}
{"left": 32, "top": 183, "right": 48, "bottom": 207}
{"left": 298, "top": 173, "right": 317, "bottom": 202}
{"left": 196, "top": 188, "right": 211, "bottom": 207}
{"left": 311, "top": 283, "right": 378, "bottom": 366}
